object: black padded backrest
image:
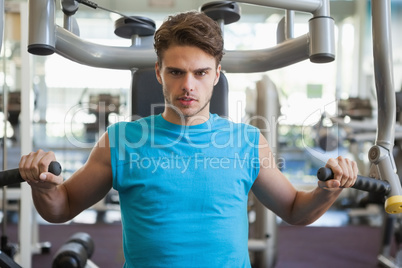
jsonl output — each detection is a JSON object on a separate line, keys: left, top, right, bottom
{"left": 131, "top": 68, "right": 228, "bottom": 119}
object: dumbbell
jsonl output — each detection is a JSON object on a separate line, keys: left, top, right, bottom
{"left": 52, "top": 232, "right": 95, "bottom": 268}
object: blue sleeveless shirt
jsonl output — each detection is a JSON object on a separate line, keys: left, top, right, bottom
{"left": 108, "top": 114, "right": 260, "bottom": 267}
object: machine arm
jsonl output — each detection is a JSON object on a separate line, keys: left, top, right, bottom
{"left": 369, "top": 0, "right": 402, "bottom": 214}
{"left": 28, "top": 0, "right": 335, "bottom": 72}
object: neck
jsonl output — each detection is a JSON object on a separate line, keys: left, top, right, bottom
{"left": 162, "top": 109, "right": 210, "bottom": 126}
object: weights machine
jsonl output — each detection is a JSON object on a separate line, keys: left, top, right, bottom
{"left": 2, "top": 0, "right": 400, "bottom": 267}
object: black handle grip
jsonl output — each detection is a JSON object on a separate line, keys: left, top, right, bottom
{"left": 317, "top": 167, "right": 391, "bottom": 195}
{"left": 0, "top": 161, "right": 62, "bottom": 187}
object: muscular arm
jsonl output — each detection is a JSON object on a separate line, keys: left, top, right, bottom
{"left": 19, "top": 132, "right": 113, "bottom": 223}
{"left": 251, "top": 134, "right": 357, "bottom": 226}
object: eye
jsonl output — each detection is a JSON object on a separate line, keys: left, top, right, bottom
{"left": 196, "top": 70, "right": 207, "bottom": 76}
{"left": 170, "top": 70, "right": 182, "bottom": 76}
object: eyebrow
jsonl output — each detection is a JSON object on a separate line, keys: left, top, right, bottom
{"left": 165, "top": 67, "right": 212, "bottom": 73}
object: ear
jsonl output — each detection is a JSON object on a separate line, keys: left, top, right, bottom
{"left": 155, "top": 62, "right": 162, "bottom": 84}
{"left": 213, "top": 64, "right": 221, "bottom": 86}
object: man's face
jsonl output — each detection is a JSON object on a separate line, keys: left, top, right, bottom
{"left": 155, "top": 45, "right": 221, "bottom": 125}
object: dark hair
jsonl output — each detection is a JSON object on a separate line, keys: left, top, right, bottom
{"left": 154, "top": 11, "right": 224, "bottom": 67}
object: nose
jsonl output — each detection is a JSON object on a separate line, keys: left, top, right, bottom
{"left": 182, "top": 73, "right": 195, "bottom": 93}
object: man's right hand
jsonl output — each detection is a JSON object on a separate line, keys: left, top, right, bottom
{"left": 19, "top": 149, "right": 63, "bottom": 189}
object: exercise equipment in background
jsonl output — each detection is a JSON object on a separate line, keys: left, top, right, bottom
{"left": 52, "top": 232, "right": 98, "bottom": 268}
{"left": 316, "top": 3, "right": 402, "bottom": 267}
{"left": 0, "top": 162, "right": 62, "bottom": 267}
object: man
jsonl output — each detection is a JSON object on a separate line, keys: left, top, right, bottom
{"left": 19, "top": 11, "right": 357, "bottom": 267}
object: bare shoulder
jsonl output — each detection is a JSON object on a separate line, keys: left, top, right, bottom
{"left": 252, "top": 133, "right": 298, "bottom": 216}
{"left": 67, "top": 132, "right": 112, "bottom": 185}
{"left": 89, "top": 131, "right": 112, "bottom": 167}
{"left": 257, "top": 134, "right": 277, "bottom": 170}
{"left": 60, "top": 132, "right": 113, "bottom": 218}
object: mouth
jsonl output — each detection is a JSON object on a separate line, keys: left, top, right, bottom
{"left": 178, "top": 96, "right": 197, "bottom": 106}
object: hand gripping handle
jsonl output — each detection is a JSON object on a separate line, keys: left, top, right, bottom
{"left": 317, "top": 167, "right": 391, "bottom": 195}
{"left": 0, "top": 161, "right": 62, "bottom": 187}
